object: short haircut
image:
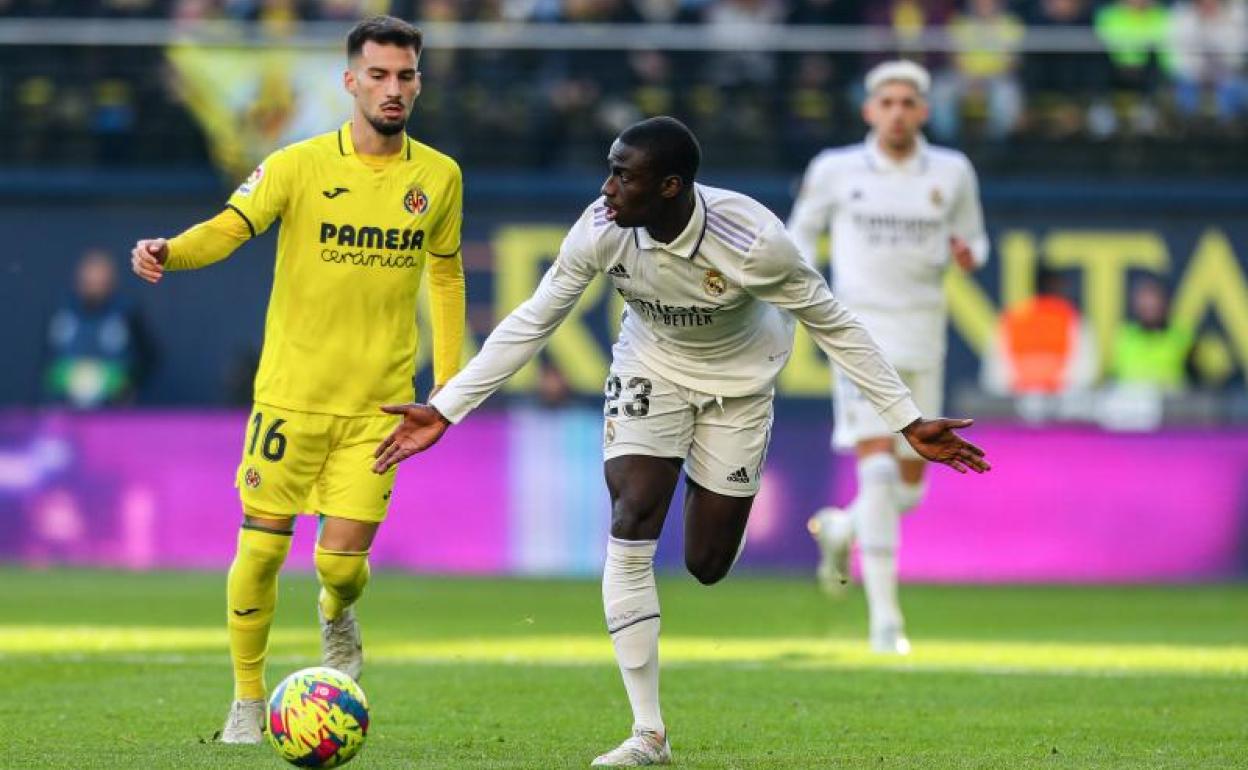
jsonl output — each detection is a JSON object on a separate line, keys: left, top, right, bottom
{"left": 618, "top": 116, "right": 702, "bottom": 186}
{"left": 864, "top": 59, "right": 931, "bottom": 97}
{"left": 346, "top": 15, "right": 423, "bottom": 60}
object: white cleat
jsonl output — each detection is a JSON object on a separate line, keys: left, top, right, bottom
{"left": 591, "top": 727, "right": 672, "bottom": 767}
{"left": 220, "top": 698, "right": 265, "bottom": 744}
{"left": 870, "top": 624, "right": 912, "bottom": 656}
{"left": 807, "top": 507, "right": 853, "bottom": 596}
{"left": 320, "top": 604, "right": 363, "bottom": 681}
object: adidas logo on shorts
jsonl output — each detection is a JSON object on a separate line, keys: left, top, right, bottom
{"left": 607, "top": 263, "right": 631, "bottom": 279}
{"left": 726, "top": 467, "right": 750, "bottom": 484}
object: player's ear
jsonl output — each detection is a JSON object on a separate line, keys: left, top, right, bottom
{"left": 660, "top": 174, "right": 683, "bottom": 200}
{"left": 344, "top": 68, "right": 357, "bottom": 96}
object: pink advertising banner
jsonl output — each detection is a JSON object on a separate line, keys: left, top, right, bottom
{"left": 1, "top": 410, "right": 1245, "bottom": 581}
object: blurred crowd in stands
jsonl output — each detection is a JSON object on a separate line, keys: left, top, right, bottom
{"left": 0, "top": 0, "right": 1244, "bottom": 174}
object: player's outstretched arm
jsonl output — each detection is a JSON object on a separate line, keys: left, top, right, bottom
{"left": 901, "top": 417, "right": 990, "bottom": 474}
{"left": 130, "top": 238, "right": 168, "bottom": 284}
{"left": 372, "top": 403, "right": 450, "bottom": 473}
{"left": 131, "top": 210, "right": 253, "bottom": 285}
{"left": 370, "top": 208, "right": 603, "bottom": 474}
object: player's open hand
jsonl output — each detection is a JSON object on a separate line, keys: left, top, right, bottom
{"left": 901, "top": 417, "right": 990, "bottom": 474}
{"left": 950, "top": 236, "right": 976, "bottom": 272}
{"left": 372, "top": 403, "right": 451, "bottom": 473}
{"left": 131, "top": 238, "right": 168, "bottom": 284}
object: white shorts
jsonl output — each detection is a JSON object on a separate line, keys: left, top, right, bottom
{"left": 832, "top": 366, "right": 944, "bottom": 460}
{"left": 602, "top": 363, "right": 774, "bottom": 497}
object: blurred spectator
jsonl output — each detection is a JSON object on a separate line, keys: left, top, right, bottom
{"left": 981, "top": 266, "right": 1098, "bottom": 397}
{"left": 1111, "top": 276, "right": 1194, "bottom": 392}
{"left": 1167, "top": 0, "right": 1248, "bottom": 126}
{"left": 703, "top": 0, "right": 786, "bottom": 88}
{"left": 619, "top": 49, "right": 677, "bottom": 123}
{"left": 1095, "top": 0, "right": 1172, "bottom": 134}
{"left": 788, "top": 0, "right": 862, "bottom": 24}
{"left": 781, "top": 52, "right": 841, "bottom": 164}
{"left": 862, "top": 0, "right": 954, "bottom": 74}
{"left": 1023, "top": 0, "right": 1109, "bottom": 138}
{"left": 930, "top": 0, "right": 1025, "bottom": 141}
{"left": 2, "top": 1, "right": 1248, "bottom": 174}
{"left": 43, "top": 249, "right": 158, "bottom": 409}
{"left": 628, "top": 0, "right": 687, "bottom": 22}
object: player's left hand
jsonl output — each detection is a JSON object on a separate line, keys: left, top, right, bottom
{"left": 901, "top": 417, "right": 990, "bottom": 474}
{"left": 951, "top": 236, "right": 976, "bottom": 272}
{"left": 372, "top": 403, "right": 451, "bottom": 473}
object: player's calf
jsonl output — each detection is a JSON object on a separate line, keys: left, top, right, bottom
{"left": 684, "top": 550, "right": 734, "bottom": 585}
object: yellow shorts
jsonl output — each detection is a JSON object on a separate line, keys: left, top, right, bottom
{"left": 235, "top": 402, "right": 398, "bottom": 523}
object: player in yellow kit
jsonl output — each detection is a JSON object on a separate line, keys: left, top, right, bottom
{"left": 129, "top": 16, "right": 465, "bottom": 743}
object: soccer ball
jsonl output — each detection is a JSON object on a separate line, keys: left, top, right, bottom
{"left": 266, "top": 666, "right": 370, "bottom": 767}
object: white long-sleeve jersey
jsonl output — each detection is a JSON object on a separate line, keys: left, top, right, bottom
{"left": 431, "top": 183, "right": 921, "bottom": 430}
{"left": 788, "top": 134, "right": 989, "bottom": 369}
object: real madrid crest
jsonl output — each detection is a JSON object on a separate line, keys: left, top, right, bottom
{"left": 703, "top": 269, "right": 727, "bottom": 297}
{"left": 930, "top": 187, "right": 944, "bottom": 207}
{"left": 604, "top": 419, "right": 616, "bottom": 446}
{"left": 403, "top": 185, "right": 429, "bottom": 215}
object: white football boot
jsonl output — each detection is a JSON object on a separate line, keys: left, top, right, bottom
{"left": 807, "top": 507, "right": 853, "bottom": 596}
{"left": 220, "top": 698, "right": 265, "bottom": 744}
{"left": 591, "top": 727, "right": 672, "bottom": 767}
{"left": 870, "top": 623, "right": 912, "bottom": 656}
{"left": 319, "top": 603, "right": 364, "bottom": 681}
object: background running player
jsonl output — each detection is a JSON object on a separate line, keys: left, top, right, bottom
{"left": 788, "top": 60, "right": 989, "bottom": 655}
{"left": 371, "top": 116, "right": 988, "bottom": 767}
{"left": 129, "top": 15, "right": 465, "bottom": 743}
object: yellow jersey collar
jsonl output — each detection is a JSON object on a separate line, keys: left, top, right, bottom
{"left": 337, "top": 121, "right": 413, "bottom": 161}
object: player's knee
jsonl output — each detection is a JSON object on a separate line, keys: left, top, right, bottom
{"left": 234, "top": 526, "right": 293, "bottom": 578}
{"left": 314, "top": 546, "right": 369, "bottom": 592}
{"left": 610, "top": 496, "right": 664, "bottom": 540}
{"left": 859, "top": 452, "right": 900, "bottom": 487}
{"left": 685, "top": 552, "right": 732, "bottom": 586}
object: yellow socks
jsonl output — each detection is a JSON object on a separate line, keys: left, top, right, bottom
{"left": 315, "top": 544, "right": 371, "bottom": 621}
{"left": 226, "top": 525, "right": 292, "bottom": 700}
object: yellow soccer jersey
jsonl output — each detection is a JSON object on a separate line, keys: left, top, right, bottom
{"left": 226, "top": 122, "right": 464, "bottom": 416}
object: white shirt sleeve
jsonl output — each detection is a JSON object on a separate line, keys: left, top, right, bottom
{"left": 430, "top": 212, "right": 600, "bottom": 423}
{"left": 950, "top": 155, "right": 989, "bottom": 268}
{"left": 742, "top": 223, "right": 922, "bottom": 431}
{"left": 786, "top": 153, "right": 837, "bottom": 268}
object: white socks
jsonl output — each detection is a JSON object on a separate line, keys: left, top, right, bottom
{"left": 894, "top": 480, "right": 926, "bottom": 515}
{"left": 852, "top": 453, "right": 902, "bottom": 633}
{"left": 603, "top": 537, "right": 663, "bottom": 734}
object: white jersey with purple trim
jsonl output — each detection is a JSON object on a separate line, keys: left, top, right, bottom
{"left": 787, "top": 134, "right": 988, "bottom": 369}
{"left": 431, "top": 183, "right": 920, "bottom": 430}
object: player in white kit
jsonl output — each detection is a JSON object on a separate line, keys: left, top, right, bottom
{"left": 788, "top": 61, "right": 989, "bottom": 655}
{"left": 371, "top": 117, "right": 989, "bottom": 767}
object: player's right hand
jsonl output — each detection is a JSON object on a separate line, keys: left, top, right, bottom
{"left": 131, "top": 238, "right": 168, "bottom": 284}
{"left": 901, "top": 417, "right": 990, "bottom": 474}
{"left": 372, "top": 403, "right": 451, "bottom": 473}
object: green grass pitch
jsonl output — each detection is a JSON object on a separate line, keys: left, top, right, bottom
{"left": 4, "top": 568, "right": 1247, "bottom": 769}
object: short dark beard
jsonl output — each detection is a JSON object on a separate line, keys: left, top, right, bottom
{"left": 365, "top": 112, "right": 407, "bottom": 136}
